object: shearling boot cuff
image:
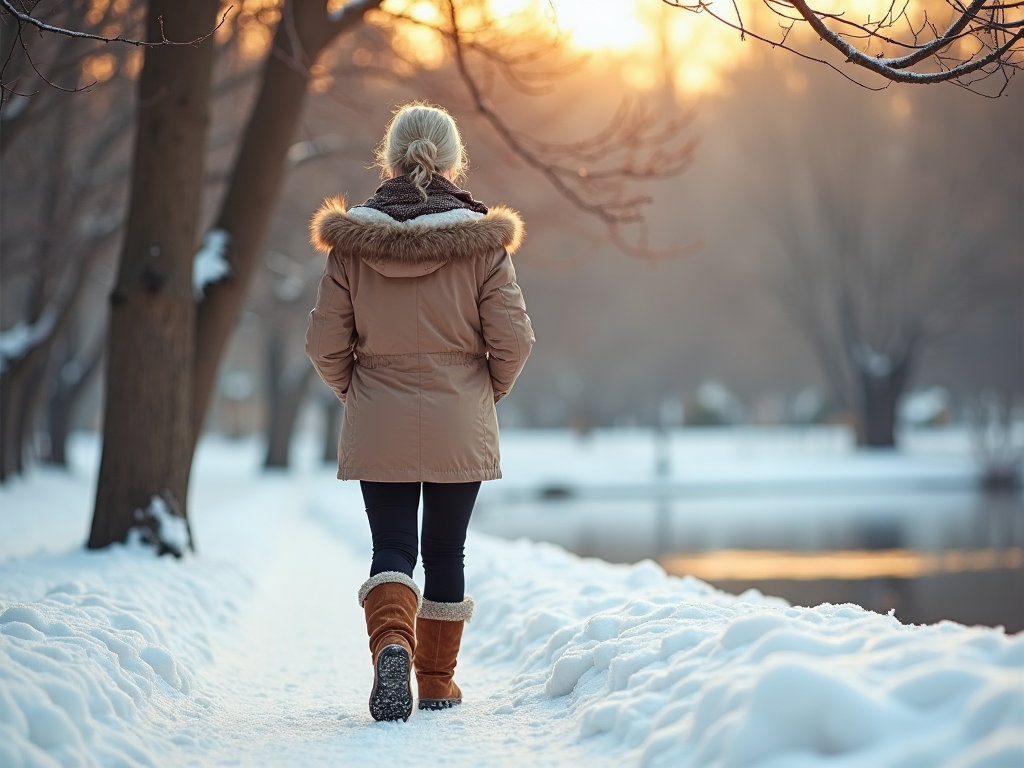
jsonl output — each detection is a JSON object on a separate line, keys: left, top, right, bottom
{"left": 418, "top": 596, "right": 474, "bottom": 623}
{"left": 357, "top": 571, "right": 422, "bottom": 608}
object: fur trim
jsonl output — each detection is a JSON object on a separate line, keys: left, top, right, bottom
{"left": 417, "top": 595, "right": 474, "bottom": 623}
{"left": 347, "top": 207, "right": 485, "bottom": 228}
{"left": 357, "top": 571, "right": 423, "bottom": 608}
{"left": 310, "top": 196, "right": 524, "bottom": 264}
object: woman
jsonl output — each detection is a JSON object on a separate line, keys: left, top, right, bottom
{"left": 306, "top": 103, "right": 534, "bottom": 722}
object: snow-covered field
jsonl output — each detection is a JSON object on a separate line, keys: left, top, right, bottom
{"left": 1, "top": 434, "right": 1022, "bottom": 767}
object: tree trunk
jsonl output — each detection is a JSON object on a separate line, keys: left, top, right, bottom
{"left": 47, "top": 336, "right": 105, "bottom": 467}
{"left": 322, "top": 396, "right": 342, "bottom": 464}
{"left": 192, "top": 0, "right": 379, "bottom": 446}
{"left": 858, "top": 355, "right": 912, "bottom": 447}
{"left": 263, "top": 335, "right": 316, "bottom": 468}
{"left": 191, "top": 10, "right": 320, "bottom": 444}
{"left": 0, "top": 367, "right": 31, "bottom": 478}
{"left": 90, "top": 0, "right": 218, "bottom": 549}
{"left": 14, "top": 355, "right": 50, "bottom": 466}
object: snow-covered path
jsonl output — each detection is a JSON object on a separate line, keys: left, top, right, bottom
{"left": 2, "top": 439, "right": 1023, "bottom": 768}
{"left": 164, "top": 473, "right": 601, "bottom": 767}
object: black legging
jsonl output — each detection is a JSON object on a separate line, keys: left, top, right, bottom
{"left": 361, "top": 481, "right": 480, "bottom": 603}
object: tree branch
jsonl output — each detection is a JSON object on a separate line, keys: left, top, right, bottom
{"left": 0, "top": 0, "right": 232, "bottom": 47}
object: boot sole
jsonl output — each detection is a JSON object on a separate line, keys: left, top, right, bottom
{"left": 369, "top": 644, "right": 413, "bottom": 722}
{"left": 418, "top": 697, "right": 462, "bottom": 711}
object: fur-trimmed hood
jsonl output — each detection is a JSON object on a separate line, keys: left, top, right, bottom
{"left": 310, "top": 196, "right": 524, "bottom": 278}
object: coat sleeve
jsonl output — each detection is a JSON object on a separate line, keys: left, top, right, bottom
{"left": 305, "top": 252, "right": 356, "bottom": 404}
{"left": 479, "top": 248, "right": 535, "bottom": 403}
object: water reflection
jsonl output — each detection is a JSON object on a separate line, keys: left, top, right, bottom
{"left": 472, "top": 490, "right": 1024, "bottom": 631}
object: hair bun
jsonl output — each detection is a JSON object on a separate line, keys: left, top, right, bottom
{"left": 406, "top": 138, "right": 438, "bottom": 166}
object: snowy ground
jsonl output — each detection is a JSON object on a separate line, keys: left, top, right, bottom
{"left": 1, "top": 434, "right": 1022, "bottom": 767}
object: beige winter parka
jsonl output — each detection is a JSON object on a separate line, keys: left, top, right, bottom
{"left": 305, "top": 193, "right": 534, "bottom": 483}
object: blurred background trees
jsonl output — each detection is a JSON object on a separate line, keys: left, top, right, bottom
{"left": 1, "top": 0, "right": 1021, "bottom": 544}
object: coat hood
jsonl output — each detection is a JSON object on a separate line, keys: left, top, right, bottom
{"left": 310, "top": 196, "right": 525, "bottom": 278}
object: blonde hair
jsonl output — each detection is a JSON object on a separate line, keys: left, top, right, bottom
{"left": 375, "top": 103, "right": 468, "bottom": 201}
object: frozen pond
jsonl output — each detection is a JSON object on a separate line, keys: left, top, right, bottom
{"left": 472, "top": 489, "right": 1024, "bottom": 631}
{"left": 472, "top": 488, "right": 1024, "bottom": 561}
{"left": 472, "top": 428, "right": 1024, "bottom": 631}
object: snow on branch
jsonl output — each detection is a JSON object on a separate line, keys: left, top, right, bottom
{"left": 193, "top": 229, "right": 232, "bottom": 302}
{"left": 0, "top": 304, "right": 58, "bottom": 374}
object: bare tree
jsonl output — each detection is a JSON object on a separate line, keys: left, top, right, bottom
{"left": 90, "top": 0, "right": 219, "bottom": 549}
{"left": 664, "top": 0, "right": 1024, "bottom": 94}
{"left": 772, "top": 152, "right": 1018, "bottom": 446}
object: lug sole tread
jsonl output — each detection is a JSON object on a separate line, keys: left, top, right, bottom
{"left": 418, "top": 697, "right": 462, "bottom": 711}
{"left": 369, "top": 644, "right": 413, "bottom": 722}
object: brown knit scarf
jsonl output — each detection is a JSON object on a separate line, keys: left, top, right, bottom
{"left": 357, "top": 173, "right": 488, "bottom": 223}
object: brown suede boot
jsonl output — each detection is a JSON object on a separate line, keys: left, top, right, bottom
{"left": 414, "top": 596, "right": 474, "bottom": 710}
{"left": 358, "top": 572, "right": 421, "bottom": 722}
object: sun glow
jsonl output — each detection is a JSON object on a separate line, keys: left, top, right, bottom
{"left": 494, "top": 0, "right": 764, "bottom": 97}
{"left": 547, "top": 0, "right": 652, "bottom": 53}
{"left": 375, "top": 0, "right": 984, "bottom": 98}
{"left": 377, "top": 0, "right": 755, "bottom": 97}
{"left": 550, "top": 0, "right": 760, "bottom": 96}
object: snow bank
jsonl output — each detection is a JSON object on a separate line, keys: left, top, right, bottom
{"left": 0, "top": 545, "right": 247, "bottom": 768}
{"left": 465, "top": 537, "right": 1024, "bottom": 768}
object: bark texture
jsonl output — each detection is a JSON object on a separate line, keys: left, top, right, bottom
{"left": 90, "top": 0, "right": 218, "bottom": 549}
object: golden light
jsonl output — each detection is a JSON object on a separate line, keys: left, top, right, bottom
{"left": 87, "top": 0, "right": 110, "bottom": 26}
{"left": 375, "top": 0, "right": 753, "bottom": 97}
{"left": 82, "top": 53, "right": 117, "bottom": 85}
{"left": 495, "top": 0, "right": 760, "bottom": 96}
{"left": 546, "top": 0, "right": 651, "bottom": 53}
{"left": 228, "top": 0, "right": 282, "bottom": 61}
{"left": 124, "top": 48, "right": 144, "bottom": 79}
{"left": 310, "top": 64, "right": 334, "bottom": 93}
{"left": 661, "top": 548, "right": 1024, "bottom": 582}
{"left": 238, "top": 23, "right": 274, "bottom": 61}
{"left": 368, "top": 0, "right": 968, "bottom": 99}
{"left": 389, "top": 1, "right": 449, "bottom": 69}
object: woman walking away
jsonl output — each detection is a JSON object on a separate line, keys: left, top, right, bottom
{"left": 306, "top": 103, "right": 534, "bottom": 722}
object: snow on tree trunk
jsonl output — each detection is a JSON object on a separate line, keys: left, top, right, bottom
{"left": 90, "top": 0, "right": 218, "bottom": 549}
